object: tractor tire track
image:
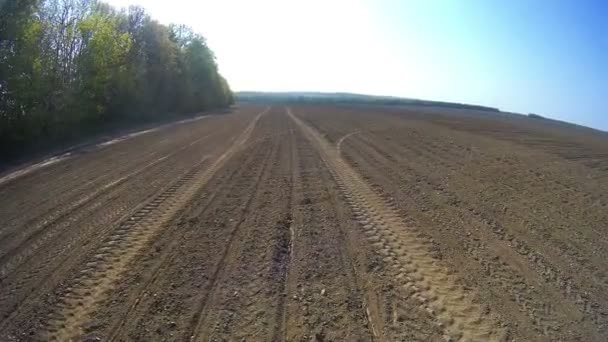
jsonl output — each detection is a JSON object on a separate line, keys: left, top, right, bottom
{"left": 306, "top": 116, "right": 382, "bottom": 341}
{"left": 42, "top": 108, "right": 267, "bottom": 341}
{"left": 187, "top": 113, "right": 281, "bottom": 342}
{"left": 105, "top": 144, "right": 263, "bottom": 341}
{"left": 0, "top": 130, "right": 219, "bottom": 280}
{"left": 346, "top": 128, "right": 605, "bottom": 338}
{"left": 0, "top": 128, "right": 237, "bottom": 333}
{"left": 197, "top": 124, "right": 294, "bottom": 341}
{"left": 193, "top": 111, "right": 296, "bottom": 341}
{"left": 0, "top": 116, "right": 221, "bottom": 242}
{"left": 282, "top": 115, "right": 376, "bottom": 341}
{"left": 105, "top": 116, "right": 276, "bottom": 342}
{"left": 288, "top": 108, "right": 504, "bottom": 341}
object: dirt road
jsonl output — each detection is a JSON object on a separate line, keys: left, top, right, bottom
{"left": 1, "top": 104, "right": 606, "bottom": 341}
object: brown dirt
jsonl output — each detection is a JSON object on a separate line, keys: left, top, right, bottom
{"left": 0, "top": 104, "right": 606, "bottom": 341}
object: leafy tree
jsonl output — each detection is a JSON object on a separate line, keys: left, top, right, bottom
{"left": 77, "top": 11, "right": 132, "bottom": 120}
{"left": 0, "top": 0, "right": 233, "bottom": 161}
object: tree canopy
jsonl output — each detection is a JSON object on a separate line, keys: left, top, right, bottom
{"left": 0, "top": 0, "right": 233, "bottom": 161}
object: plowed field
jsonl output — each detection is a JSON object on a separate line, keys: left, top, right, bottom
{"left": 1, "top": 104, "right": 606, "bottom": 341}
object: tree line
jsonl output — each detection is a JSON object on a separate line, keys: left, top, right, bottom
{"left": 0, "top": 0, "right": 233, "bottom": 161}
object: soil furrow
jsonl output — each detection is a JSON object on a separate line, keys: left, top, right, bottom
{"left": 283, "top": 111, "right": 376, "bottom": 341}
{"left": 3, "top": 103, "right": 607, "bottom": 341}
{"left": 298, "top": 106, "right": 607, "bottom": 340}
{"left": 0, "top": 131, "right": 218, "bottom": 279}
{"left": 40, "top": 108, "right": 267, "bottom": 341}
{"left": 291, "top": 115, "right": 382, "bottom": 340}
{"left": 104, "top": 130, "right": 269, "bottom": 342}
{"left": 335, "top": 130, "right": 581, "bottom": 340}
{"left": 289, "top": 108, "right": 505, "bottom": 341}
{"left": 44, "top": 156, "right": 208, "bottom": 340}
{"left": 0, "top": 116, "right": 222, "bottom": 237}
{"left": 0, "top": 152, "right": 212, "bottom": 333}
{"left": 0, "top": 121, "right": 245, "bottom": 333}
{"left": 344, "top": 133, "right": 562, "bottom": 338}
{"left": 272, "top": 120, "right": 298, "bottom": 342}
{"left": 101, "top": 116, "right": 275, "bottom": 341}
{"left": 188, "top": 110, "right": 287, "bottom": 341}
{"left": 346, "top": 128, "right": 607, "bottom": 337}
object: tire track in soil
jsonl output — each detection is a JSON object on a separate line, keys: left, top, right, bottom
{"left": 288, "top": 108, "right": 505, "bottom": 341}
{"left": 104, "top": 136, "right": 269, "bottom": 341}
{"left": 0, "top": 130, "right": 219, "bottom": 280}
{"left": 324, "top": 128, "right": 386, "bottom": 341}
{"left": 348, "top": 129, "right": 605, "bottom": 339}
{"left": 300, "top": 112, "right": 531, "bottom": 339}
{"left": 322, "top": 165, "right": 382, "bottom": 340}
{"left": 272, "top": 120, "right": 298, "bottom": 342}
{"left": 43, "top": 108, "right": 268, "bottom": 341}
{"left": 0, "top": 120, "right": 214, "bottom": 243}
{"left": 344, "top": 132, "right": 561, "bottom": 339}
{"left": 0, "top": 148, "right": 155, "bottom": 240}
{"left": 204, "top": 125, "right": 294, "bottom": 341}
{"left": 0, "top": 115, "right": 209, "bottom": 189}
{"left": 336, "top": 130, "right": 360, "bottom": 156}
{"left": 282, "top": 115, "right": 376, "bottom": 341}
{"left": 187, "top": 112, "right": 285, "bottom": 342}
{"left": 104, "top": 115, "right": 277, "bottom": 342}
{"left": 0, "top": 128, "right": 232, "bottom": 333}
{"left": 0, "top": 161, "right": 212, "bottom": 334}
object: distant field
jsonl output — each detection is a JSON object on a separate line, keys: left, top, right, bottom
{"left": 1, "top": 103, "right": 606, "bottom": 341}
{"left": 236, "top": 91, "right": 501, "bottom": 112}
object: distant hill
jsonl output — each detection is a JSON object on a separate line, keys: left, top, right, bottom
{"left": 235, "top": 91, "right": 500, "bottom": 112}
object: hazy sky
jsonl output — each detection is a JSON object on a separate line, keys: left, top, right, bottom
{"left": 105, "top": 0, "right": 608, "bottom": 130}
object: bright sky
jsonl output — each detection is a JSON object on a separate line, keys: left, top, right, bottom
{"left": 106, "top": 0, "right": 608, "bottom": 130}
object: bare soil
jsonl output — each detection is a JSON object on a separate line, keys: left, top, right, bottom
{"left": 0, "top": 104, "right": 606, "bottom": 341}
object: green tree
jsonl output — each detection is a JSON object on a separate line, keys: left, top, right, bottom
{"left": 0, "top": 0, "right": 233, "bottom": 161}
{"left": 77, "top": 11, "right": 132, "bottom": 120}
